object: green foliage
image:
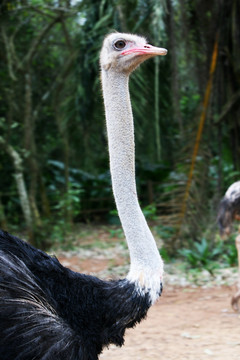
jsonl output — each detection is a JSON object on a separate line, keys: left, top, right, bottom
{"left": 107, "top": 209, "right": 120, "bottom": 225}
{"left": 179, "top": 238, "right": 222, "bottom": 274}
{"left": 54, "top": 182, "right": 83, "bottom": 220}
{"left": 159, "top": 247, "right": 171, "bottom": 262}
{"left": 80, "top": 239, "right": 114, "bottom": 250}
{"left": 156, "top": 225, "right": 177, "bottom": 240}
{"left": 45, "top": 181, "right": 83, "bottom": 248}
{"left": 180, "top": 93, "right": 200, "bottom": 121}
{"left": 221, "top": 236, "right": 238, "bottom": 267}
{"left": 0, "top": 0, "right": 239, "bottom": 252}
{"left": 179, "top": 236, "right": 239, "bottom": 274}
{"left": 108, "top": 227, "right": 124, "bottom": 239}
{"left": 142, "top": 204, "right": 158, "bottom": 220}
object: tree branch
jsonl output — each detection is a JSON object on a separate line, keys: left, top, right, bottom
{"left": 60, "top": 18, "right": 73, "bottom": 51}
{"left": 0, "top": 136, "right": 33, "bottom": 231}
{"left": 19, "top": 16, "right": 60, "bottom": 69}
{"left": 214, "top": 90, "right": 240, "bottom": 125}
{"left": 10, "top": 5, "right": 77, "bottom": 16}
{"left": 1, "top": 24, "right": 17, "bottom": 81}
{"left": 25, "top": 6, "right": 56, "bottom": 19}
{"left": 33, "top": 50, "right": 78, "bottom": 120}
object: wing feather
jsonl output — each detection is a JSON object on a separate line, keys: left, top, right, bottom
{"left": 0, "top": 251, "right": 88, "bottom": 360}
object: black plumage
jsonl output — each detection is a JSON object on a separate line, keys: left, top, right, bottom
{"left": 0, "top": 230, "right": 152, "bottom": 360}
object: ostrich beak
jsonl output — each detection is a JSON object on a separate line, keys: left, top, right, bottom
{"left": 121, "top": 44, "right": 167, "bottom": 56}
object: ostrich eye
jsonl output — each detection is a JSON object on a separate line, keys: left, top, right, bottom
{"left": 113, "top": 40, "right": 126, "bottom": 50}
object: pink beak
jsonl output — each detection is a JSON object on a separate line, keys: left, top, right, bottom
{"left": 120, "top": 44, "right": 167, "bottom": 56}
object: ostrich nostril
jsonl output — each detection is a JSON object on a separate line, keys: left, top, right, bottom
{"left": 144, "top": 45, "right": 151, "bottom": 49}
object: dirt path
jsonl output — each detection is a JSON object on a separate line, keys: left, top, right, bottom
{"left": 100, "top": 286, "right": 240, "bottom": 360}
{"left": 56, "top": 227, "right": 240, "bottom": 360}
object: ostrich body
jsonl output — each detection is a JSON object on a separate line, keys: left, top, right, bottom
{"left": 0, "top": 33, "right": 167, "bottom": 359}
{"left": 218, "top": 181, "right": 240, "bottom": 311}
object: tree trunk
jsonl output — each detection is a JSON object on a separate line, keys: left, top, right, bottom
{"left": 39, "top": 174, "right": 51, "bottom": 218}
{"left": 0, "top": 196, "right": 7, "bottom": 229}
{"left": 0, "top": 136, "right": 33, "bottom": 241}
{"left": 154, "top": 56, "right": 161, "bottom": 161}
{"left": 24, "top": 69, "right": 42, "bottom": 227}
{"left": 167, "top": 0, "right": 183, "bottom": 138}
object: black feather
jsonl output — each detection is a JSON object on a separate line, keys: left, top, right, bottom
{"left": 0, "top": 230, "right": 154, "bottom": 360}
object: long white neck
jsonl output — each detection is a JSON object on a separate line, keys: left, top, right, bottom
{"left": 101, "top": 70, "right": 163, "bottom": 303}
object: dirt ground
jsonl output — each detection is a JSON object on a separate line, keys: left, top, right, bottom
{"left": 57, "top": 255, "right": 240, "bottom": 360}
{"left": 100, "top": 286, "right": 240, "bottom": 360}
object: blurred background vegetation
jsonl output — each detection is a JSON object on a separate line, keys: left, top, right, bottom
{"left": 0, "top": 0, "right": 239, "bottom": 264}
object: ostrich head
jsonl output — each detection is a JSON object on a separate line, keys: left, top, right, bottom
{"left": 218, "top": 181, "right": 240, "bottom": 236}
{"left": 100, "top": 32, "right": 167, "bottom": 73}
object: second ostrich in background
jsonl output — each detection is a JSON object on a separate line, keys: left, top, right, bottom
{"left": 218, "top": 181, "right": 240, "bottom": 311}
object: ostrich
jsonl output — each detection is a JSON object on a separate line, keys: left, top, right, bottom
{"left": 0, "top": 33, "right": 167, "bottom": 359}
{"left": 217, "top": 181, "right": 240, "bottom": 311}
